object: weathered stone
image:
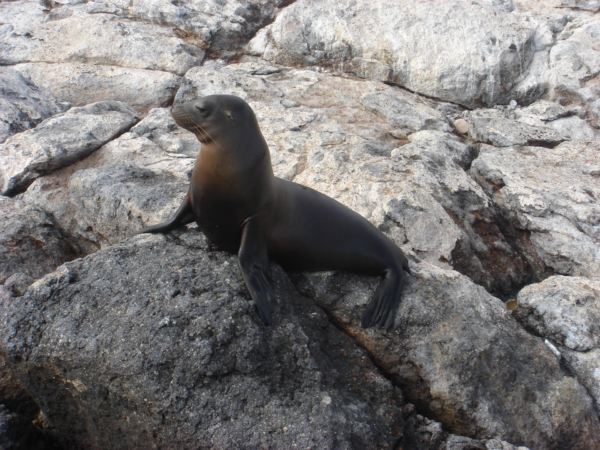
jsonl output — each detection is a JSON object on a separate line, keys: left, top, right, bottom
{"left": 464, "top": 108, "right": 566, "bottom": 147}
{"left": 69, "top": 162, "right": 189, "bottom": 247}
{"left": 471, "top": 141, "right": 600, "bottom": 279}
{"left": 0, "top": 196, "right": 75, "bottom": 285}
{"left": 20, "top": 108, "right": 196, "bottom": 252}
{"left": 0, "top": 101, "right": 139, "bottom": 196}
{"left": 13, "top": 62, "right": 182, "bottom": 114}
{"left": 248, "top": 0, "right": 536, "bottom": 108}
{"left": 0, "top": 67, "right": 69, "bottom": 144}
{"left": 510, "top": 10, "right": 600, "bottom": 126}
{"left": 292, "top": 262, "right": 600, "bottom": 449}
{"left": 0, "top": 230, "right": 404, "bottom": 449}
{"left": 514, "top": 276, "right": 600, "bottom": 414}
{"left": 0, "top": 7, "right": 204, "bottom": 76}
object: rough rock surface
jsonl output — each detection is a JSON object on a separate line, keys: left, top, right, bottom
{"left": 0, "top": 230, "right": 404, "bottom": 449}
{"left": 0, "top": 67, "right": 69, "bottom": 144}
{"left": 20, "top": 108, "right": 196, "bottom": 252}
{"left": 0, "top": 3, "right": 204, "bottom": 76}
{"left": 514, "top": 276, "right": 600, "bottom": 414}
{"left": 0, "top": 196, "right": 75, "bottom": 285}
{"left": 13, "top": 62, "right": 182, "bottom": 114}
{"left": 292, "top": 265, "right": 600, "bottom": 449}
{"left": 471, "top": 140, "right": 600, "bottom": 279}
{"left": 248, "top": 0, "right": 536, "bottom": 108}
{"left": 0, "top": 101, "right": 139, "bottom": 196}
{"left": 510, "top": 4, "right": 600, "bottom": 126}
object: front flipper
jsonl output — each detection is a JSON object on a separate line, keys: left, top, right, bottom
{"left": 238, "top": 215, "right": 275, "bottom": 325}
{"left": 133, "top": 193, "right": 195, "bottom": 236}
{"left": 361, "top": 268, "right": 406, "bottom": 330}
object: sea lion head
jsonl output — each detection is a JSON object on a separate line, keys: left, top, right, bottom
{"left": 171, "top": 95, "right": 259, "bottom": 145}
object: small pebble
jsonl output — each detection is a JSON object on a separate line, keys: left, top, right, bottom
{"left": 454, "top": 118, "right": 469, "bottom": 134}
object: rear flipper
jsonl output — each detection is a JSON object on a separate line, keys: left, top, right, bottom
{"left": 133, "top": 193, "right": 195, "bottom": 236}
{"left": 361, "top": 267, "right": 407, "bottom": 330}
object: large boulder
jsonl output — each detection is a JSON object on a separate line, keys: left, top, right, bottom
{"left": 248, "top": 0, "right": 536, "bottom": 108}
{"left": 292, "top": 263, "right": 600, "bottom": 449}
{"left": 510, "top": 7, "right": 600, "bottom": 126}
{"left": 0, "top": 4, "right": 204, "bottom": 76}
{"left": 0, "top": 230, "right": 405, "bottom": 449}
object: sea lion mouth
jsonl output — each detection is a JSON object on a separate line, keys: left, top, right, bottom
{"left": 171, "top": 107, "right": 212, "bottom": 143}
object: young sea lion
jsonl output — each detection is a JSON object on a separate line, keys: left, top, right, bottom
{"left": 138, "top": 95, "right": 411, "bottom": 329}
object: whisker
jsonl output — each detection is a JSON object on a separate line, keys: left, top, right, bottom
{"left": 183, "top": 113, "right": 228, "bottom": 153}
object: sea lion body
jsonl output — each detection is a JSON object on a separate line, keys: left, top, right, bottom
{"left": 139, "top": 95, "right": 410, "bottom": 329}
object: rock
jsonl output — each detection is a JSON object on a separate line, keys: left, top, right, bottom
{"left": 510, "top": 10, "right": 600, "bottom": 126}
{"left": 0, "top": 230, "right": 404, "bottom": 449}
{"left": 0, "top": 196, "right": 76, "bottom": 285}
{"left": 13, "top": 62, "right": 182, "bottom": 114}
{"left": 248, "top": 0, "right": 536, "bottom": 108}
{"left": 292, "top": 262, "right": 600, "bottom": 449}
{"left": 3, "top": 273, "right": 35, "bottom": 297}
{"left": 0, "top": 101, "right": 139, "bottom": 196}
{"left": 464, "top": 108, "right": 566, "bottom": 147}
{"left": 513, "top": 276, "right": 600, "bottom": 413}
{"left": 20, "top": 108, "right": 196, "bottom": 252}
{"left": 174, "top": 61, "right": 530, "bottom": 298}
{"left": 0, "top": 67, "right": 69, "bottom": 144}
{"left": 118, "top": 0, "right": 288, "bottom": 56}
{"left": 470, "top": 141, "right": 600, "bottom": 279}
{"left": 68, "top": 162, "right": 189, "bottom": 246}
{"left": 547, "top": 116, "right": 596, "bottom": 142}
{"left": 0, "top": 347, "right": 58, "bottom": 450}
{"left": 0, "top": 5, "right": 204, "bottom": 76}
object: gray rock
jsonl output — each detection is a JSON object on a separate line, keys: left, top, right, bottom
{"left": 471, "top": 141, "right": 600, "bottom": 279}
{"left": 0, "top": 100, "right": 139, "bottom": 196}
{"left": 19, "top": 109, "right": 196, "bottom": 253}
{"left": 0, "top": 6, "right": 204, "bottom": 76}
{"left": 510, "top": 11, "right": 600, "bottom": 126}
{"left": 3, "top": 273, "right": 35, "bottom": 297}
{"left": 292, "top": 262, "right": 600, "bottom": 449}
{"left": 0, "top": 67, "right": 69, "bottom": 144}
{"left": 361, "top": 92, "right": 452, "bottom": 135}
{"left": 547, "top": 116, "right": 596, "bottom": 142}
{"left": 0, "top": 230, "right": 404, "bottom": 449}
{"left": 514, "top": 276, "right": 600, "bottom": 413}
{"left": 464, "top": 109, "right": 565, "bottom": 147}
{"left": 0, "top": 196, "right": 75, "bottom": 285}
{"left": 248, "top": 0, "right": 535, "bottom": 108}
{"left": 68, "top": 162, "right": 189, "bottom": 246}
{"left": 13, "top": 62, "right": 182, "bottom": 114}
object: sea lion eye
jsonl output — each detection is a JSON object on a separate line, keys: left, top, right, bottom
{"left": 196, "top": 106, "right": 209, "bottom": 115}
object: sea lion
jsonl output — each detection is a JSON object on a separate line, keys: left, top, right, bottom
{"left": 138, "top": 95, "right": 411, "bottom": 329}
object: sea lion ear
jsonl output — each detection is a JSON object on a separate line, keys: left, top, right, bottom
{"left": 225, "top": 110, "right": 235, "bottom": 121}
